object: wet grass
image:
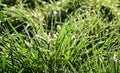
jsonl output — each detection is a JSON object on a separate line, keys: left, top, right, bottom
{"left": 0, "top": 0, "right": 120, "bottom": 73}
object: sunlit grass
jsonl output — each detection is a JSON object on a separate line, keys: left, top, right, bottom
{"left": 0, "top": 0, "right": 120, "bottom": 73}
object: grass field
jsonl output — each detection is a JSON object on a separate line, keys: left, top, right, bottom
{"left": 0, "top": 0, "right": 120, "bottom": 73}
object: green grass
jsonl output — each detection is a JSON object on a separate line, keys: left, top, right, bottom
{"left": 0, "top": 0, "right": 120, "bottom": 73}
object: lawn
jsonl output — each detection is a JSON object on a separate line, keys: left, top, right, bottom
{"left": 0, "top": 0, "right": 120, "bottom": 73}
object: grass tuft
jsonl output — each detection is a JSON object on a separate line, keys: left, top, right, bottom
{"left": 0, "top": 0, "right": 120, "bottom": 73}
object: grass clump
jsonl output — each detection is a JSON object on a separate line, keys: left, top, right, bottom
{"left": 0, "top": 0, "right": 120, "bottom": 73}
